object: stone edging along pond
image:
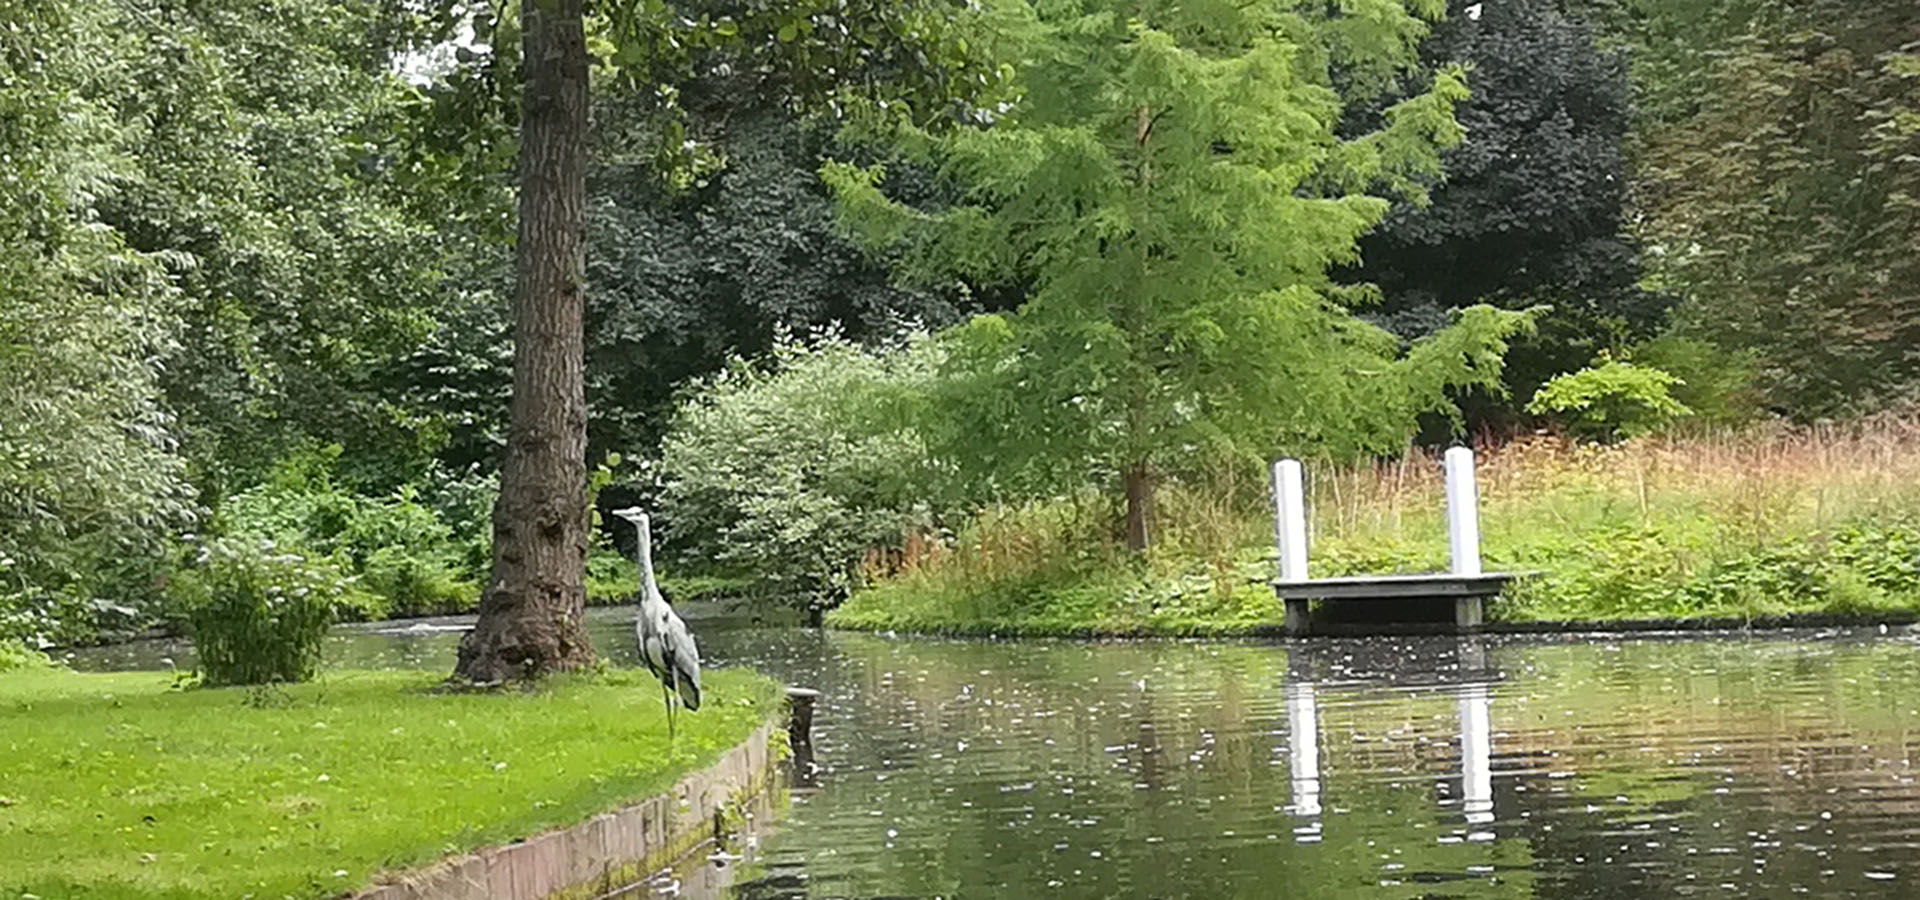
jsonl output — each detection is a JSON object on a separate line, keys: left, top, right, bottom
{"left": 349, "top": 717, "right": 784, "bottom": 900}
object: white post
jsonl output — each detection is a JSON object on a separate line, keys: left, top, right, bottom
{"left": 1271, "top": 459, "right": 1309, "bottom": 583}
{"left": 1444, "top": 446, "right": 1482, "bottom": 577}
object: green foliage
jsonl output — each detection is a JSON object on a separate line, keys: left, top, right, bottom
{"left": 825, "top": 0, "right": 1535, "bottom": 543}
{"left": 0, "top": 639, "right": 54, "bottom": 672}
{"left": 837, "top": 428, "right": 1920, "bottom": 634}
{"left": 0, "top": 0, "right": 195, "bottom": 646}
{"left": 1631, "top": 334, "right": 1763, "bottom": 427}
{"left": 1496, "top": 515, "right": 1920, "bottom": 623}
{"left": 212, "top": 447, "right": 481, "bottom": 620}
{"left": 585, "top": 545, "right": 641, "bottom": 604}
{"left": 1526, "top": 359, "right": 1691, "bottom": 440}
{"left": 1830, "top": 514, "right": 1920, "bottom": 599}
{"left": 92, "top": 0, "right": 481, "bottom": 493}
{"left": 1639, "top": 1, "right": 1920, "bottom": 416}
{"left": 174, "top": 539, "right": 344, "bottom": 685}
{"left": 1351, "top": 0, "right": 1661, "bottom": 423}
{"left": 828, "top": 491, "right": 1287, "bottom": 637}
{"left": 658, "top": 332, "right": 944, "bottom": 610}
{"left": 585, "top": 106, "right": 979, "bottom": 462}
{"left": 600, "top": 0, "right": 1009, "bottom": 178}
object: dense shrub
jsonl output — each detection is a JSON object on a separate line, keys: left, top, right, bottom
{"left": 174, "top": 539, "right": 346, "bottom": 685}
{"left": 1633, "top": 335, "right": 1764, "bottom": 428}
{"left": 658, "top": 333, "right": 944, "bottom": 613}
{"left": 212, "top": 447, "right": 482, "bottom": 619}
{"left": 414, "top": 463, "right": 499, "bottom": 576}
{"left": 0, "top": 0, "right": 197, "bottom": 650}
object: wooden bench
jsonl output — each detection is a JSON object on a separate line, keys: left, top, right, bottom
{"left": 1273, "top": 572, "right": 1522, "bottom": 636}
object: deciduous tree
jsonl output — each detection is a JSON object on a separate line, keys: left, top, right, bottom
{"left": 0, "top": 0, "right": 190, "bottom": 642}
{"left": 455, "top": 0, "right": 597, "bottom": 683}
{"left": 1347, "top": 0, "right": 1656, "bottom": 414}
{"left": 457, "top": 0, "right": 1004, "bottom": 679}
{"left": 1642, "top": 1, "right": 1920, "bottom": 415}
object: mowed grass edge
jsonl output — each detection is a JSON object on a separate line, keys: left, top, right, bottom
{"left": 0, "top": 666, "right": 780, "bottom": 900}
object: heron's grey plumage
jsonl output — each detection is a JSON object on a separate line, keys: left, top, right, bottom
{"left": 614, "top": 507, "right": 701, "bottom": 727}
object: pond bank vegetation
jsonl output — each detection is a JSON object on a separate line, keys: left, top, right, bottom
{"left": 830, "top": 418, "right": 1920, "bottom": 635}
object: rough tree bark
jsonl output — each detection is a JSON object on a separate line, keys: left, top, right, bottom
{"left": 454, "top": 0, "right": 596, "bottom": 683}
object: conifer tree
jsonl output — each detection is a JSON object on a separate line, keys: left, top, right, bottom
{"left": 826, "top": 0, "right": 1532, "bottom": 549}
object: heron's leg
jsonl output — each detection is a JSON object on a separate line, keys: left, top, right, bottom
{"left": 662, "top": 682, "right": 676, "bottom": 743}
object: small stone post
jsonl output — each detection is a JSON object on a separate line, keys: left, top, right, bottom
{"left": 785, "top": 686, "right": 819, "bottom": 748}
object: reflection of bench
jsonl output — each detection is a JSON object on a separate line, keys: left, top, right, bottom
{"left": 1285, "top": 645, "right": 1497, "bottom": 831}
{"left": 1269, "top": 448, "right": 1531, "bottom": 636}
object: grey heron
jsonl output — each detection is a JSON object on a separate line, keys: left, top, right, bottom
{"left": 611, "top": 506, "right": 701, "bottom": 739}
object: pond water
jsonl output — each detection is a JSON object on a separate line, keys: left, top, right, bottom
{"left": 67, "top": 611, "right": 1920, "bottom": 898}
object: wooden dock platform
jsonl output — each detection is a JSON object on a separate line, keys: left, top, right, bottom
{"left": 1273, "top": 572, "right": 1524, "bottom": 636}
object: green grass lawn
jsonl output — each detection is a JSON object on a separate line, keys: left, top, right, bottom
{"left": 0, "top": 665, "right": 779, "bottom": 900}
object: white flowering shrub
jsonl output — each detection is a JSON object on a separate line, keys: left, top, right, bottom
{"left": 658, "top": 332, "right": 943, "bottom": 613}
{"left": 173, "top": 538, "right": 346, "bottom": 685}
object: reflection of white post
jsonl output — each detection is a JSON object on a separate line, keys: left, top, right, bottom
{"left": 1459, "top": 682, "right": 1493, "bottom": 828}
{"left": 1272, "top": 459, "right": 1309, "bottom": 583}
{"left": 1286, "top": 681, "right": 1322, "bottom": 820}
{"left": 1444, "top": 447, "right": 1482, "bottom": 577}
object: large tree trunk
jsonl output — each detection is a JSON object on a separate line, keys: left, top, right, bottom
{"left": 454, "top": 0, "right": 595, "bottom": 683}
{"left": 1123, "top": 460, "right": 1155, "bottom": 553}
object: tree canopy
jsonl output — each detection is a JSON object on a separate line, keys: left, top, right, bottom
{"left": 1638, "top": 0, "right": 1920, "bottom": 415}
{"left": 0, "top": 0, "right": 191, "bottom": 640}
{"left": 1347, "top": 0, "right": 1656, "bottom": 415}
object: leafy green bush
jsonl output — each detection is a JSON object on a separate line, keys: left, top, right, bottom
{"left": 658, "top": 332, "right": 943, "bottom": 612}
{"left": 585, "top": 543, "right": 639, "bottom": 604}
{"left": 174, "top": 539, "right": 346, "bottom": 685}
{"left": 1527, "top": 359, "right": 1692, "bottom": 441}
{"left": 416, "top": 463, "right": 498, "bottom": 576}
{"left": 1495, "top": 512, "right": 1920, "bottom": 623}
{"left": 359, "top": 547, "right": 470, "bottom": 619}
{"left": 1829, "top": 514, "right": 1920, "bottom": 597}
{"left": 210, "top": 446, "right": 480, "bottom": 619}
{"left": 0, "top": 637, "right": 54, "bottom": 671}
{"left": 1633, "top": 335, "right": 1764, "bottom": 427}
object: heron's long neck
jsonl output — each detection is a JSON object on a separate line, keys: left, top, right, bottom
{"left": 636, "top": 518, "right": 660, "bottom": 594}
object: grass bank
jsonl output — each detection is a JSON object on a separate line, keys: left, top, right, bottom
{"left": 830, "top": 419, "right": 1920, "bottom": 635}
{"left": 0, "top": 661, "right": 779, "bottom": 900}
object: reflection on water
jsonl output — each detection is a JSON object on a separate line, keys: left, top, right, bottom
{"left": 66, "top": 615, "right": 1920, "bottom": 897}
{"left": 1286, "top": 680, "right": 1321, "bottom": 821}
